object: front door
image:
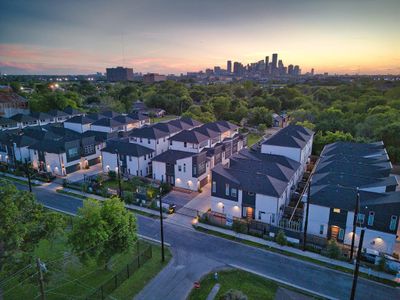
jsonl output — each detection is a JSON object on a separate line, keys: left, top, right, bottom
{"left": 330, "top": 225, "right": 339, "bottom": 240}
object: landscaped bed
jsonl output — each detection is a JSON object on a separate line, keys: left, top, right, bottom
{"left": 188, "top": 269, "right": 279, "bottom": 300}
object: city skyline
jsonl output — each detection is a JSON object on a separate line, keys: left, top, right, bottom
{"left": 1, "top": 0, "right": 400, "bottom": 75}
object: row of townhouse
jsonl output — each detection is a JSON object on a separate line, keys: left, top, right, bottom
{"left": 100, "top": 118, "right": 246, "bottom": 191}
{"left": 210, "top": 125, "right": 314, "bottom": 225}
{"left": 0, "top": 107, "right": 84, "bottom": 130}
{"left": 305, "top": 141, "right": 400, "bottom": 255}
{"left": 0, "top": 123, "right": 112, "bottom": 175}
{"left": 100, "top": 117, "right": 203, "bottom": 178}
{"left": 151, "top": 121, "right": 245, "bottom": 191}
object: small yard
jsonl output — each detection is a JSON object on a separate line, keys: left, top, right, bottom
{"left": 246, "top": 133, "right": 263, "bottom": 147}
{"left": 151, "top": 114, "right": 177, "bottom": 123}
{"left": 2, "top": 233, "right": 171, "bottom": 300}
{"left": 189, "top": 269, "right": 278, "bottom": 300}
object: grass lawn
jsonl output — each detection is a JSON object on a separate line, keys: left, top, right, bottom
{"left": 102, "top": 178, "right": 136, "bottom": 192}
{"left": 151, "top": 115, "right": 177, "bottom": 123}
{"left": 2, "top": 234, "right": 171, "bottom": 300}
{"left": 189, "top": 270, "right": 278, "bottom": 300}
{"left": 246, "top": 133, "right": 263, "bottom": 147}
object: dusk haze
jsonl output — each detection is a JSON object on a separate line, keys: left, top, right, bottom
{"left": 1, "top": 0, "right": 400, "bottom": 75}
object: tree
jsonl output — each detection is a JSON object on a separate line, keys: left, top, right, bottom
{"left": 0, "top": 180, "right": 65, "bottom": 274}
{"left": 68, "top": 198, "right": 137, "bottom": 267}
{"left": 247, "top": 107, "right": 272, "bottom": 127}
{"left": 212, "top": 96, "right": 231, "bottom": 119}
{"left": 326, "top": 240, "right": 341, "bottom": 259}
{"left": 313, "top": 131, "right": 354, "bottom": 155}
{"left": 295, "top": 120, "right": 315, "bottom": 130}
{"left": 276, "top": 230, "right": 287, "bottom": 246}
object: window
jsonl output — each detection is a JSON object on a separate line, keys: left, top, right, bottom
{"left": 231, "top": 188, "right": 237, "bottom": 197}
{"left": 83, "top": 144, "right": 94, "bottom": 155}
{"left": 338, "top": 228, "right": 344, "bottom": 240}
{"left": 258, "top": 211, "right": 265, "bottom": 220}
{"left": 144, "top": 155, "right": 146, "bottom": 161}
{"left": 368, "top": 211, "right": 375, "bottom": 226}
{"left": 357, "top": 213, "right": 365, "bottom": 224}
{"left": 170, "top": 140, "right": 172, "bottom": 145}
{"left": 183, "top": 163, "right": 186, "bottom": 172}
{"left": 148, "top": 139, "right": 151, "bottom": 144}
{"left": 319, "top": 225, "right": 324, "bottom": 235}
{"left": 184, "top": 142, "right": 187, "bottom": 148}
{"left": 178, "top": 165, "right": 182, "bottom": 172}
{"left": 140, "top": 138, "right": 142, "bottom": 142}
{"left": 140, "top": 170, "right": 142, "bottom": 176}
{"left": 68, "top": 147, "right": 79, "bottom": 157}
{"left": 333, "top": 208, "right": 341, "bottom": 213}
{"left": 129, "top": 156, "right": 132, "bottom": 162}
{"left": 248, "top": 191, "right": 254, "bottom": 196}
{"left": 225, "top": 183, "right": 230, "bottom": 196}
{"left": 390, "top": 215, "right": 398, "bottom": 231}
{"left": 212, "top": 181, "right": 216, "bottom": 193}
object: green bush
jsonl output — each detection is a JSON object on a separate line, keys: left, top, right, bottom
{"left": 377, "top": 255, "right": 387, "bottom": 272}
{"left": 108, "top": 170, "right": 117, "bottom": 180}
{"left": 222, "top": 289, "right": 248, "bottom": 300}
{"left": 326, "top": 239, "right": 341, "bottom": 259}
{"left": 160, "top": 182, "right": 172, "bottom": 194}
{"left": 232, "top": 220, "right": 248, "bottom": 233}
{"left": 123, "top": 191, "right": 134, "bottom": 204}
{"left": 276, "top": 230, "right": 287, "bottom": 246}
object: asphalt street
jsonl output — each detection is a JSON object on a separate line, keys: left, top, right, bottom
{"left": 12, "top": 183, "right": 400, "bottom": 300}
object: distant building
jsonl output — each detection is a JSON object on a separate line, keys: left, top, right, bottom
{"left": 288, "top": 64, "right": 294, "bottom": 76}
{"left": 143, "top": 73, "right": 167, "bottom": 84}
{"left": 271, "top": 53, "right": 278, "bottom": 73}
{"left": 106, "top": 67, "right": 134, "bottom": 82}
{"left": 227, "top": 60, "right": 232, "bottom": 73}
{"left": 0, "top": 86, "right": 29, "bottom": 118}
{"left": 293, "top": 65, "right": 301, "bottom": 76}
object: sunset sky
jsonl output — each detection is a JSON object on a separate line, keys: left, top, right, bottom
{"left": 1, "top": 0, "right": 399, "bottom": 75}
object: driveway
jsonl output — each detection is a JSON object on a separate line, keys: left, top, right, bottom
{"left": 183, "top": 183, "right": 211, "bottom": 213}
{"left": 162, "top": 189, "right": 198, "bottom": 210}
{"left": 66, "top": 164, "right": 103, "bottom": 182}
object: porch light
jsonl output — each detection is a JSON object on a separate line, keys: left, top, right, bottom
{"left": 218, "top": 202, "right": 223, "bottom": 207}
{"left": 234, "top": 205, "right": 239, "bottom": 210}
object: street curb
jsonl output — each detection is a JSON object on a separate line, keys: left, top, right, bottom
{"left": 138, "top": 234, "right": 171, "bottom": 247}
{"left": 229, "top": 263, "right": 339, "bottom": 300}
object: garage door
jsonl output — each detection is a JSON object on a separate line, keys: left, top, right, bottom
{"left": 199, "top": 176, "right": 209, "bottom": 188}
{"left": 88, "top": 157, "right": 101, "bottom": 166}
{"left": 65, "top": 163, "right": 80, "bottom": 174}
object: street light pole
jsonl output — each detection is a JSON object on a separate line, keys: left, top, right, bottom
{"left": 350, "top": 228, "right": 365, "bottom": 300}
{"left": 158, "top": 187, "right": 165, "bottom": 262}
{"left": 115, "top": 149, "right": 122, "bottom": 198}
{"left": 302, "top": 179, "right": 312, "bottom": 251}
{"left": 350, "top": 188, "right": 360, "bottom": 261}
{"left": 25, "top": 158, "right": 32, "bottom": 193}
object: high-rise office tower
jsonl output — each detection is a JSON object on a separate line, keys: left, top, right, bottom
{"left": 311, "top": 68, "right": 314, "bottom": 76}
{"left": 227, "top": 60, "right": 232, "bottom": 73}
{"left": 271, "top": 53, "right": 278, "bottom": 71}
{"left": 265, "top": 56, "right": 269, "bottom": 74}
{"left": 294, "top": 65, "right": 300, "bottom": 76}
{"left": 106, "top": 66, "right": 134, "bottom": 82}
{"left": 288, "top": 64, "right": 294, "bottom": 75}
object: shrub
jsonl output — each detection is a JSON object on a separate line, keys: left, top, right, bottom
{"left": 123, "top": 191, "right": 134, "bottom": 204}
{"left": 232, "top": 219, "right": 248, "bottom": 233}
{"left": 327, "top": 239, "right": 341, "bottom": 259}
{"left": 160, "top": 182, "right": 172, "bottom": 194}
{"left": 222, "top": 289, "right": 248, "bottom": 300}
{"left": 377, "top": 255, "right": 387, "bottom": 272}
{"left": 276, "top": 230, "right": 287, "bottom": 246}
{"left": 108, "top": 170, "right": 117, "bottom": 180}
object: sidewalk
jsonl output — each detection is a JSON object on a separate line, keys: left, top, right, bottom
{"left": 195, "top": 222, "right": 396, "bottom": 281}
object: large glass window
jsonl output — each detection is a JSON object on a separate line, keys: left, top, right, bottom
{"left": 390, "top": 215, "right": 398, "bottom": 231}
{"left": 68, "top": 147, "right": 79, "bottom": 157}
{"left": 212, "top": 181, "right": 216, "bottom": 193}
{"left": 368, "top": 211, "right": 375, "bottom": 226}
{"left": 225, "top": 183, "right": 230, "bottom": 196}
{"left": 231, "top": 188, "right": 237, "bottom": 197}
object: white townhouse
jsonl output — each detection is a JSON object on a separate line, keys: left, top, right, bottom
{"left": 90, "top": 118, "right": 124, "bottom": 133}
{"left": 101, "top": 139, "right": 155, "bottom": 177}
{"left": 0, "top": 117, "right": 19, "bottom": 131}
{"left": 48, "top": 109, "right": 71, "bottom": 123}
{"left": 261, "top": 125, "right": 314, "bottom": 171}
{"left": 210, "top": 149, "right": 301, "bottom": 224}
{"left": 10, "top": 114, "right": 38, "bottom": 128}
{"left": 305, "top": 141, "right": 400, "bottom": 255}
{"left": 64, "top": 115, "right": 94, "bottom": 133}
{"left": 30, "top": 112, "right": 55, "bottom": 126}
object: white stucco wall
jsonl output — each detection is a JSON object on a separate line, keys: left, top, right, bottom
{"left": 64, "top": 122, "right": 91, "bottom": 133}
{"left": 261, "top": 144, "right": 301, "bottom": 162}
{"left": 255, "top": 193, "right": 281, "bottom": 225}
{"left": 305, "top": 204, "right": 330, "bottom": 237}
{"left": 152, "top": 160, "right": 166, "bottom": 182}
{"left": 211, "top": 195, "right": 242, "bottom": 218}
{"left": 169, "top": 141, "right": 202, "bottom": 153}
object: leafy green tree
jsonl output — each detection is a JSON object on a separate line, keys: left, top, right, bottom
{"left": 295, "top": 120, "right": 315, "bottom": 130}
{"left": 212, "top": 96, "right": 231, "bottom": 119}
{"left": 0, "top": 180, "right": 66, "bottom": 274}
{"left": 247, "top": 107, "right": 272, "bottom": 127}
{"left": 326, "top": 240, "right": 341, "bottom": 259}
{"left": 313, "top": 131, "right": 354, "bottom": 155}
{"left": 68, "top": 198, "right": 137, "bottom": 267}
{"left": 316, "top": 107, "right": 345, "bottom": 132}
{"left": 276, "top": 230, "right": 287, "bottom": 246}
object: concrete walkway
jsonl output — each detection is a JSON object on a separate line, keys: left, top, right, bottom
{"left": 206, "top": 283, "right": 220, "bottom": 300}
{"left": 196, "top": 222, "right": 396, "bottom": 281}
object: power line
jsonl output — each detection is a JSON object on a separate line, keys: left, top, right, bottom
{"left": 2, "top": 271, "right": 39, "bottom": 296}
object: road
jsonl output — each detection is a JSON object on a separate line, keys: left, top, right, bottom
{"left": 14, "top": 183, "right": 400, "bottom": 300}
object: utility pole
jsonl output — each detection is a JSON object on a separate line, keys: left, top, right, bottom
{"left": 36, "top": 258, "right": 45, "bottom": 300}
{"left": 350, "top": 228, "right": 365, "bottom": 300}
{"left": 115, "top": 149, "right": 122, "bottom": 198}
{"left": 349, "top": 188, "right": 360, "bottom": 261}
{"left": 158, "top": 188, "right": 165, "bottom": 262}
{"left": 25, "top": 159, "right": 32, "bottom": 193}
{"left": 302, "top": 179, "right": 312, "bottom": 251}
